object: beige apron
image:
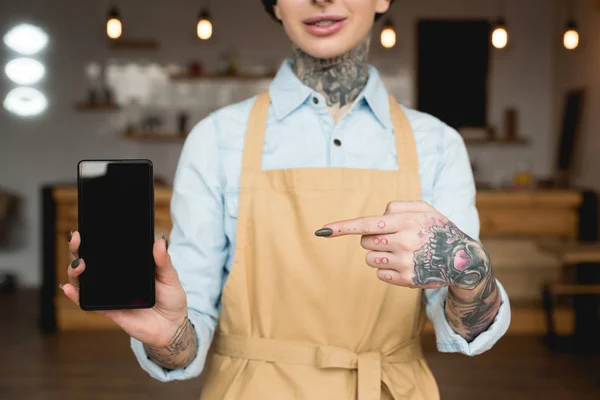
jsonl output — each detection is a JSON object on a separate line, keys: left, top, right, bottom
{"left": 199, "top": 92, "right": 439, "bottom": 400}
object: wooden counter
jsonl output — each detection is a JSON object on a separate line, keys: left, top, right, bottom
{"left": 49, "top": 187, "right": 583, "bottom": 331}
{"left": 476, "top": 190, "right": 582, "bottom": 238}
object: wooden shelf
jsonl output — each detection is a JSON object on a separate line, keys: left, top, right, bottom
{"left": 169, "top": 72, "right": 275, "bottom": 81}
{"left": 109, "top": 39, "right": 158, "bottom": 50}
{"left": 122, "top": 131, "right": 188, "bottom": 142}
{"left": 464, "top": 137, "right": 529, "bottom": 145}
{"left": 74, "top": 102, "right": 120, "bottom": 111}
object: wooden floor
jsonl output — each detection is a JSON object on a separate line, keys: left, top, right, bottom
{"left": 2, "top": 290, "right": 600, "bottom": 400}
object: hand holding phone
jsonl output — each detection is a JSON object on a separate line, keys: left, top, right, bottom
{"left": 63, "top": 233, "right": 188, "bottom": 348}
{"left": 60, "top": 160, "right": 188, "bottom": 348}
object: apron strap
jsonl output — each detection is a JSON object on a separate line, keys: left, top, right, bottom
{"left": 214, "top": 334, "right": 423, "bottom": 400}
{"left": 241, "top": 92, "right": 271, "bottom": 174}
{"left": 388, "top": 95, "right": 422, "bottom": 200}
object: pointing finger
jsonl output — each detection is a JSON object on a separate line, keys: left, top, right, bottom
{"left": 316, "top": 215, "right": 399, "bottom": 238}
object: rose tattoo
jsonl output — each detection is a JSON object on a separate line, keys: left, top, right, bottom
{"left": 413, "top": 222, "right": 491, "bottom": 289}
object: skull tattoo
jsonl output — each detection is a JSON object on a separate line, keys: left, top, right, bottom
{"left": 412, "top": 222, "right": 490, "bottom": 289}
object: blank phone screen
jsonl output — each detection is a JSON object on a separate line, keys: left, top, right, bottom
{"left": 78, "top": 160, "right": 155, "bottom": 310}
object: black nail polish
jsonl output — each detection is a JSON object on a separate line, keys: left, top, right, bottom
{"left": 67, "top": 231, "right": 72, "bottom": 243}
{"left": 71, "top": 258, "right": 80, "bottom": 269}
{"left": 315, "top": 228, "right": 333, "bottom": 237}
{"left": 162, "top": 236, "right": 169, "bottom": 250}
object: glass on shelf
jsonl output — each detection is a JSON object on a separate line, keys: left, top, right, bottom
{"left": 512, "top": 161, "right": 534, "bottom": 190}
{"left": 84, "top": 62, "right": 102, "bottom": 105}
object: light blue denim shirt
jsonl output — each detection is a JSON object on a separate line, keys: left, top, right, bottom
{"left": 131, "top": 59, "right": 511, "bottom": 382}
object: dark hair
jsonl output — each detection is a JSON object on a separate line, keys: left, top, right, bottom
{"left": 261, "top": 0, "right": 395, "bottom": 23}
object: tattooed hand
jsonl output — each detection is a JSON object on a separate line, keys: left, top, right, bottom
{"left": 316, "top": 200, "right": 492, "bottom": 290}
{"left": 413, "top": 222, "right": 490, "bottom": 289}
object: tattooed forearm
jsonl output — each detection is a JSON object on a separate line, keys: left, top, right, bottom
{"left": 412, "top": 218, "right": 501, "bottom": 341}
{"left": 445, "top": 275, "right": 502, "bottom": 341}
{"left": 291, "top": 35, "right": 370, "bottom": 108}
{"left": 143, "top": 317, "right": 198, "bottom": 370}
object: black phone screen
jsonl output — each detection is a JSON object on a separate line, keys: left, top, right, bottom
{"left": 77, "top": 160, "right": 155, "bottom": 310}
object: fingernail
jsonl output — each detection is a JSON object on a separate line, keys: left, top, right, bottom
{"left": 315, "top": 228, "right": 333, "bottom": 237}
{"left": 67, "top": 231, "right": 72, "bottom": 243}
{"left": 59, "top": 284, "right": 64, "bottom": 290}
{"left": 71, "top": 258, "right": 80, "bottom": 269}
{"left": 162, "top": 236, "right": 169, "bottom": 251}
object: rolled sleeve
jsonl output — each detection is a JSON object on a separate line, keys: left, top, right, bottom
{"left": 424, "top": 280, "right": 511, "bottom": 355}
{"left": 130, "top": 115, "right": 227, "bottom": 381}
{"left": 130, "top": 312, "right": 213, "bottom": 381}
{"left": 424, "top": 123, "right": 511, "bottom": 355}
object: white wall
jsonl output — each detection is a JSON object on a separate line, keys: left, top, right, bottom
{"left": 0, "top": 0, "right": 558, "bottom": 286}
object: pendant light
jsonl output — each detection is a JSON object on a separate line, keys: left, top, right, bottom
{"left": 491, "top": 0, "right": 508, "bottom": 49}
{"left": 106, "top": 6, "right": 122, "bottom": 39}
{"left": 564, "top": 21, "right": 579, "bottom": 50}
{"left": 380, "top": 19, "right": 396, "bottom": 49}
{"left": 491, "top": 18, "right": 508, "bottom": 49}
{"left": 197, "top": 2, "right": 213, "bottom": 40}
{"left": 563, "top": 0, "right": 579, "bottom": 50}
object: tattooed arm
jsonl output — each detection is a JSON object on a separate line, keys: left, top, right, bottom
{"left": 412, "top": 221, "right": 502, "bottom": 342}
{"left": 143, "top": 316, "right": 199, "bottom": 370}
{"left": 446, "top": 272, "right": 502, "bottom": 342}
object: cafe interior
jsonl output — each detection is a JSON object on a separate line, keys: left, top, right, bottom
{"left": 1, "top": 0, "right": 600, "bottom": 398}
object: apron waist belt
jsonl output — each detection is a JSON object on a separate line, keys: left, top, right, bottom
{"left": 214, "top": 334, "right": 423, "bottom": 400}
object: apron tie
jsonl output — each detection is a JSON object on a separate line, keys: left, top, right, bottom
{"left": 214, "top": 334, "right": 423, "bottom": 400}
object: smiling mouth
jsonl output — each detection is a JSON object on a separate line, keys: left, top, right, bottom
{"left": 306, "top": 20, "right": 339, "bottom": 27}
{"left": 303, "top": 15, "right": 347, "bottom": 25}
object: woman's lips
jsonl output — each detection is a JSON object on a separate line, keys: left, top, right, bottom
{"left": 303, "top": 15, "right": 347, "bottom": 37}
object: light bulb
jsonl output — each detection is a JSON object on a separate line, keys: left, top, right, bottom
{"left": 3, "top": 24, "right": 48, "bottom": 55}
{"left": 107, "top": 8, "right": 122, "bottom": 39}
{"left": 563, "top": 21, "right": 579, "bottom": 50}
{"left": 380, "top": 20, "right": 396, "bottom": 49}
{"left": 107, "top": 18, "right": 122, "bottom": 39}
{"left": 197, "top": 19, "right": 212, "bottom": 40}
{"left": 492, "top": 26, "right": 508, "bottom": 49}
{"left": 197, "top": 10, "right": 213, "bottom": 40}
{"left": 5, "top": 58, "right": 46, "bottom": 85}
{"left": 3, "top": 87, "right": 48, "bottom": 117}
{"left": 564, "top": 30, "right": 579, "bottom": 50}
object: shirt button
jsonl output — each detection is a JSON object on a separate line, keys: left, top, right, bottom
{"left": 333, "top": 139, "right": 342, "bottom": 147}
{"left": 313, "top": 97, "right": 319, "bottom": 104}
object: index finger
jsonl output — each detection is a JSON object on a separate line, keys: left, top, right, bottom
{"left": 316, "top": 215, "right": 398, "bottom": 238}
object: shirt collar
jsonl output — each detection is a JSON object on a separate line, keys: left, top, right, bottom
{"left": 268, "top": 59, "right": 312, "bottom": 121}
{"left": 269, "top": 59, "right": 393, "bottom": 129}
{"left": 361, "top": 66, "right": 393, "bottom": 129}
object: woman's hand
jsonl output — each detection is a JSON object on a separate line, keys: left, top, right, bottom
{"left": 316, "top": 201, "right": 492, "bottom": 290}
{"left": 61, "top": 231, "right": 189, "bottom": 348}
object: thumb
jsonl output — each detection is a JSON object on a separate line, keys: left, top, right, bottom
{"left": 153, "top": 237, "right": 180, "bottom": 286}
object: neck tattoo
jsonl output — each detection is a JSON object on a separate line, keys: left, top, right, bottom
{"left": 291, "top": 36, "right": 370, "bottom": 108}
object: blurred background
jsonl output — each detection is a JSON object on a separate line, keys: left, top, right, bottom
{"left": 1, "top": 0, "right": 600, "bottom": 399}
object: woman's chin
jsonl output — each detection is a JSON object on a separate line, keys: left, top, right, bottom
{"left": 295, "top": 39, "right": 355, "bottom": 60}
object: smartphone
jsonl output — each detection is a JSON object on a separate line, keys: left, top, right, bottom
{"left": 77, "top": 159, "right": 155, "bottom": 310}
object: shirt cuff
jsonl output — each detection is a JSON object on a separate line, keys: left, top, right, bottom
{"left": 426, "top": 279, "right": 511, "bottom": 356}
{"left": 130, "top": 312, "right": 213, "bottom": 382}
